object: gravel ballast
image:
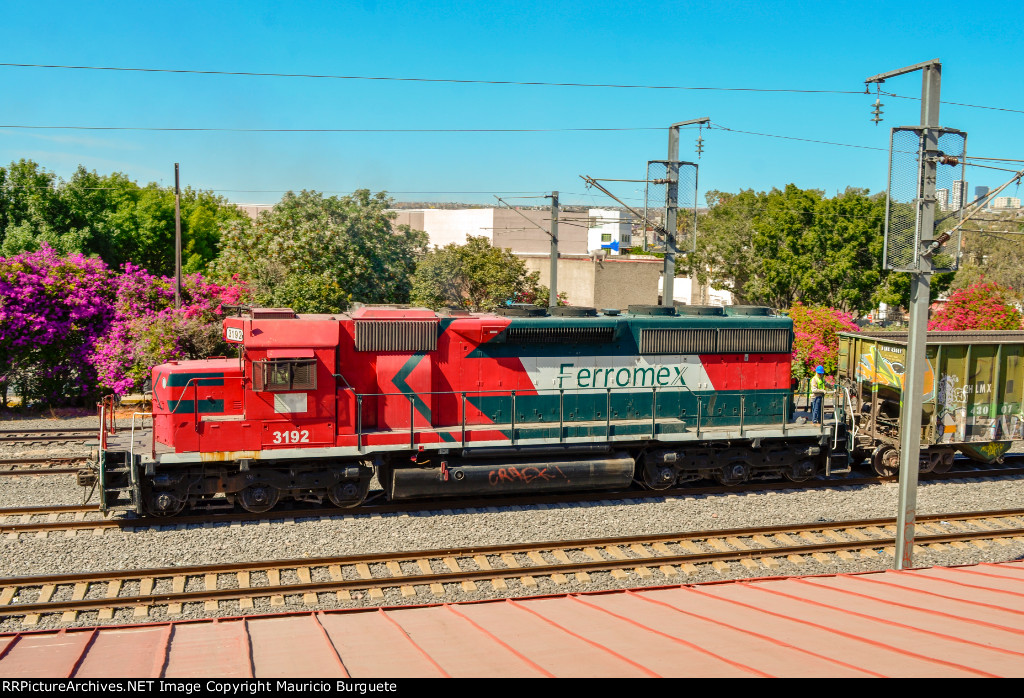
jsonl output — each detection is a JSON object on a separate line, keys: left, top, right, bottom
{"left": 3, "top": 413, "right": 1024, "bottom": 631}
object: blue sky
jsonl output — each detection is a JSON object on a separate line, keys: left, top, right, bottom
{"left": 2, "top": 1, "right": 1021, "bottom": 209}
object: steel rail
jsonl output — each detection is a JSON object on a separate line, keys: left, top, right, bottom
{"left": 1, "top": 511, "right": 1022, "bottom": 618}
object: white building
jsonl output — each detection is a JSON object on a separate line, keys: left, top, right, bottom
{"left": 992, "top": 197, "right": 1022, "bottom": 210}
{"left": 952, "top": 180, "right": 968, "bottom": 211}
{"left": 936, "top": 188, "right": 950, "bottom": 211}
{"left": 586, "top": 209, "right": 632, "bottom": 256}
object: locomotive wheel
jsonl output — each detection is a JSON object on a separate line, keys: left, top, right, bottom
{"left": 783, "top": 460, "right": 816, "bottom": 483}
{"left": 238, "top": 483, "right": 280, "bottom": 513}
{"left": 144, "top": 489, "right": 186, "bottom": 517}
{"left": 640, "top": 460, "right": 676, "bottom": 490}
{"left": 930, "top": 450, "right": 955, "bottom": 474}
{"left": 872, "top": 446, "right": 900, "bottom": 477}
{"left": 328, "top": 477, "right": 370, "bottom": 508}
{"left": 715, "top": 463, "right": 749, "bottom": 486}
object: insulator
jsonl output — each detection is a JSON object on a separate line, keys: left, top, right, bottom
{"left": 939, "top": 155, "right": 959, "bottom": 166}
{"left": 871, "top": 98, "right": 884, "bottom": 125}
{"left": 695, "top": 136, "right": 704, "bottom": 157}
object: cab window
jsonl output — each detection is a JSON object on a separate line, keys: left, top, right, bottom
{"left": 253, "top": 359, "right": 317, "bottom": 391}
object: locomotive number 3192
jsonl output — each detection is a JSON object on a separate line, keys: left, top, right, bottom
{"left": 272, "top": 430, "right": 310, "bottom": 444}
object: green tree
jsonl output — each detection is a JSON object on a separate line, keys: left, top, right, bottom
{"left": 1, "top": 162, "right": 247, "bottom": 276}
{"left": 685, "top": 184, "right": 937, "bottom": 313}
{"left": 410, "top": 235, "right": 544, "bottom": 311}
{"left": 212, "top": 189, "right": 428, "bottom": 313}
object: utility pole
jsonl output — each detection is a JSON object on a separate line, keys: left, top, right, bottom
{"left": 663, "top": 118, "right": 709, "bottom": 307}
{"left": 174, "top": 163, "right": 182, "bottom": 309}
{"left": 865, "top": 59, "right": 941, "bottom": 570}
{"left": 548, "top": 191, "right": 559, "bottom": 307}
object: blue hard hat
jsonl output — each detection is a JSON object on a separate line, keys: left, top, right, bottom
{"left": 815, "top": 365, "right": 824, "bottom": 373}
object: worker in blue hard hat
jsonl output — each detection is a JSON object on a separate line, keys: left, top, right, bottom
{"left": 810, "top": 365, "right": 828, "bottom": 424}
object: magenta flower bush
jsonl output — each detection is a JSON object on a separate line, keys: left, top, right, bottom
{"left": 0, "top": 245, "right": 114, "bottom": 406}
{"left": 93, "top": 266, "right": 251, "bottom": 395}
{"left": 788, "top": 302, "right": 860, "bottom": 380}
{"left": 1, "top": 245, "right": 250, "bottom": 407}
{"left": 928, "top": 281, "right": 1022, "bottom": 331}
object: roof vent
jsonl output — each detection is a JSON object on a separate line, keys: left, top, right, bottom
{"left": 549, "top": 306, "right": 597, "bottom": 317}
{"left": 676, "top": 305, "right": 725, "bottom": 316}
{"left": 724, "top": 306, "right": 772, "bottom": 316}
{"left": 628, "top": 305, "right": 676, "bottom": 316}
{"left": 496, "top": 305, "right": 548, "bottom": 317}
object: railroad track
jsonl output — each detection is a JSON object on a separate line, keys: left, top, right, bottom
{"left": 0, "top": 457, "right": 88, "bottom": 476}
{"left": 4, "top": 462, "right": 1024, "bottom": 537}
{"left": 1, "top": 508, "right": 1022, "bottom": 627}
{"left": 0, "top": 428, "right": 96, "bottom": 444}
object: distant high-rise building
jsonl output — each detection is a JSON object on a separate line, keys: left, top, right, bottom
{"left": 975, "top": 185, "right": 989, "bottom": 205}
{"left": 936, "top": 188, "right": 950, "bottom": 211}
{"left": 952, "top": 180, "right": 968, "bottom": 211}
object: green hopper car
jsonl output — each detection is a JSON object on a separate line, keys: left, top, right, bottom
{"left": 837, "top": 331, "right": 1024, "bottom": 476}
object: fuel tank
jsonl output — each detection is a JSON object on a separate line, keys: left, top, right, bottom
{"left": 388, "top": 452, "right": 635, "bottom": 500}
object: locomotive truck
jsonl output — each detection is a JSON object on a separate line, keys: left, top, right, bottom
{"left": 92, "top": 304, "right": 846, "bottom": 516}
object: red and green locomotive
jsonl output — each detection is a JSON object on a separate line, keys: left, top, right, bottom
{"left": 96, "top": 304, "right": 841, "bottom": 516}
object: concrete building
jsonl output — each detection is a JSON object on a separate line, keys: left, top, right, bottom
{"left": 936, "top": 188, "right": 950, "bottom": 211}
{"left": 520, "top": 254, "right": 662, "bottom": 310}
{"left": 235, "top": 204, "right": 275, "bottom": 220}
{"left": 390, "top": 208, "right": 592, "bottom": 255}
{"left": 660, "top": 276, "right": 735, "bottom": 306}
{"left": 992, "top": 197, "right": 1022, "bottom": 210}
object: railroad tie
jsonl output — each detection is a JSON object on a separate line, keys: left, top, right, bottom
{"left": 707, "top": 538, "right": 731, "bottom": 553}
{"left": 603, "top": 545, "right": 628, "bottom": 560}
{"left": 205, "top": 573, "right": 219, "bottom": 611}
{"left": 236, "top": 572, "right": 253, "bottom": 610}
{"left": 267, "top": 568, "right": 284, "bottom": 606}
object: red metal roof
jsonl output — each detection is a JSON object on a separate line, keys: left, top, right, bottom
{"left": 2, "top": 561, "right": 1023, "bottom": 678}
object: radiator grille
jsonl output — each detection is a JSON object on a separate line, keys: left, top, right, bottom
{"left": 355, "top": 320, "right": 438, "bottom": 352}
{"left": 640, "top": 328, "right": 790, "bottom": 354}
{"left": 506, "top": 326, "right": 615, "bottom": 344}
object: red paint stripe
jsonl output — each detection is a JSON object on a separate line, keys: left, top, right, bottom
{"left": 442, "top": 604, "right": 555, "bottom": 677}
{"left": 569, "top": 594, "right": 772, "bottom": 677}
{"left": 688, "top": 584, "right": 998, "bottom": 677}
{"left": 310, "top": 612, "right": 351, "bottom": 678}
{"left": 796, "top": 576, "right": 1024, "bottom": 638}
{"left": 629, "top": 589, "right": 884, "bottom": 677}
{"left": 504, "top": 597, "right": 661, "bottom": 677}
{"left": 376, "top": 608, "right": 450, "bottom": 677}
{"left": 827, "top": 572, "right": 1024, "bottom": 618}
{"left": 152, "top": 624, "right": 173, "bottom": 678}
{"left": 773, "top": 579, "right": 1024, "bottom": 657}
{"left": 67, "top": 628, "right": 98, "bottom": 678}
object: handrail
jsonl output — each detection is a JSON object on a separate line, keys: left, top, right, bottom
{"left": 350, "top": 385, "right": 790, "bottom": 448}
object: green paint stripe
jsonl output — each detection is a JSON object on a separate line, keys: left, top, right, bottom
{"left": 168, "top": 399, "right": 225, "bottom": 414}
{"left": 167, "top": 372, "right": 225, "bottom": 387}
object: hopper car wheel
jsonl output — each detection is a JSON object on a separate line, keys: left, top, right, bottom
{"left": 144, "top": 489, "right": 186, "bottom": 517}
{"left": 930, "top": 450, "right": 955, "bottom": 474}
{"left": 872, "top": 446, "right": 900, "bottom": 477}
{"left": 239, "top": 483, "right": 280, "bottom": 513}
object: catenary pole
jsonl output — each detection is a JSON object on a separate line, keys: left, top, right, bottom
{"left": 549, "top": 191, "right": 559, "bottom": 307}
{"left": 663, "top": 118, "right": 709, "bottom": 307}
{"left": 865, "top": 60, "right": 941, "bottom": 570}
{"left": 174, "top": 163, "right": 182, "bottom": 309}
